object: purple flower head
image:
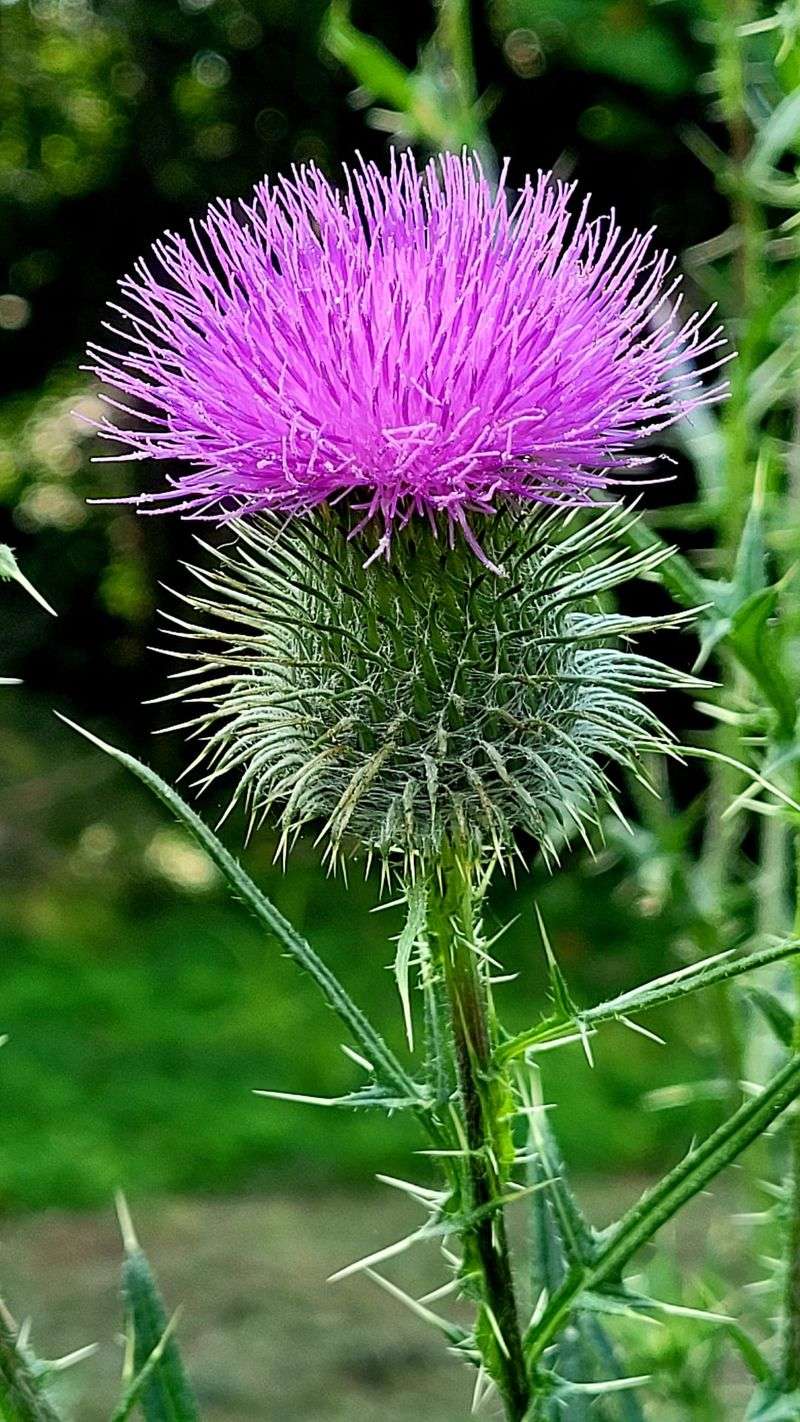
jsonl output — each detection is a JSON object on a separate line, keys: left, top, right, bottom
{"left": 88, "top": 151, "right": 726, "bottom": 553}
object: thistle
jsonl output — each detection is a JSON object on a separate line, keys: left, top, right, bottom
{"left": 88, "top": 150, "right": 726, "bottom": 555}
{"left": 78, "top": 152, "right": 744, "bottom": 1421}
{"left": 164, "top": 499, "right": 697, "bottom": 876}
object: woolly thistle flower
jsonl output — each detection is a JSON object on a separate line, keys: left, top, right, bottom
{"left": 161, "top": 501, "right": 699, "bottom": 874}
{"left": 89, "top": 151, "right": 725, "bottom": 553}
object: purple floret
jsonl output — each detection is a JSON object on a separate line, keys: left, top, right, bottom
{"left": 87, "top": 150, "right": 727, "bottom": 554}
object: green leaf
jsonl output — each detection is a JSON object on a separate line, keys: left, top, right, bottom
{"left": 394, "top": 882, "right": 426, "bottom": 1050}
{"left": 57, "top": 716, "right": 425, "bottom": 1117}
{"left": 110, "top": 1316, "right": 182, "bottom": 1422}
{"left": 0, "top": 546, "right": 56, "bottom": 617}
{"left": 322, "top": 2, "right": 417, "bottom": 113}
{"left": 746, "top": 1385, "right": 800, "bottom": 1421}
{"left": 727, "top": 586, "right": 797, "bottom": 737}
{"left": 747, "top": 86, "right": 800, "bottom": 180}
{"left": 498, "top": 936, "right": 800, "bottom": 1066}
{"left": 746, "top": 985, "right": 794, "bottom": 1048}
{"left": 254, "top": 1084, "right": 419, "bottom": 1111}
{"left": 731, "top": 482, "right": 769, "bottom": 605}
{"left": 521, "top": 1083, "right": 644, "bottom": 1421}
{"left": 536, "top": 905, "right": 577, "bottom": 1022}
{"left": 725, "top": 1322, "right": 773, "bottom": 1386}
{"left": 526, "top": 1052, "right": 800, "bottom": 1366}
{"left": 519, "top": 1067, "right": 597, "bottom": 1271}
{"left": 117, "top": 1197, "right": 200, "bottom": 1422}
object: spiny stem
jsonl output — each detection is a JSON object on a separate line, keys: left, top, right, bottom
{"left": 427, "top": 843, "right": 530, "bottom": 1420}
{"left": 0, "top": 1307, "right": 62, "bottom": 1422}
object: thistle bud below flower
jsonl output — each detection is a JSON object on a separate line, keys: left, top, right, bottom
{"left": 162, "top": 502, "right": 697, "bottom": 874}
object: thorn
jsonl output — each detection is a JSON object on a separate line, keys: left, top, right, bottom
{"left": 483, "top": 1303, "right": 510, "bottom": 1359}
{"left": 619, "top": 1015, "right": 666, "bottom": 1046}
{"left": 47, "top": 1342, "right": 100, "bottom": 1371}
{"left": 254, "top": 1088, "right": 342, "bottom": 1107}
{"left": 375, "top": 1173, "right": 442, "bottom": 1204}
{"left": 115, "top": 1191, "right": 139, "bottom": 1254}
{"left": 328, "top": 1227, "right": 428, "bottom": 1283}
{"left": 577, "top": 1019, "right": 595, "bottom": 1068}
{"left": 340, "top": 1043, "right": 373, "bottom": 1072}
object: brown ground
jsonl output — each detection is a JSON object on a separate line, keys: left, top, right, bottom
{"left": 0, "top": 1180, "right": 749, "bottom": 1420}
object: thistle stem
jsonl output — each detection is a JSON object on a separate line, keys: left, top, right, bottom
{"left": 0, "top": 1306, "right": 62, "bottom": 1422}
{"left": 428, "top": 843, "right": 530, "bottom": 1420}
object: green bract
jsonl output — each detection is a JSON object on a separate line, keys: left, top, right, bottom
{"left": 161, "top": 502, "right": 697, "bottom": 873}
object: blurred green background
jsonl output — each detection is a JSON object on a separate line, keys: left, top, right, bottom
{"left": 0, "top": 1, "right": 759, "bottom": 1414}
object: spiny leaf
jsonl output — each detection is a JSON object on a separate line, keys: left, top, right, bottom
{"left": 254, "top": 1084, "right": 421, "bottom": 1111}
{"left": 117, "top": 1195, "right": 200, "bottom": 1422}
{"left": 363, "top": 1270, "right": 470, "bottom": 1348}
{"left": 526, "top": 1053, "right": 800, "bottom": 1366}
{"left": 499, "top": 936, "right": 800, "bottom": 1065}
{"left": 0, "top": 1306, "right": 63, "bottom": 1422}
{"left": 110, "top": 1315, "right": 182, "bottom": 1422}
{"left": 57, "top": 716, "right": 425, "bottom": 1120}
{"left": 746, "top": 986, "right": 794, "bottom": 1048}
{"left": 394, "top": 882, "right": 427, "bottom": 1050}
{"left": 534, "top": 905, "right": 576, "bottom": 1021}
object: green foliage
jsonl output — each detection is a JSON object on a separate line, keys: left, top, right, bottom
{"left": 490, "top": 0, "right": 697, "bottom": 96}
{"left": 117, "top": 1199, "right": 199, "bottom": 1422}
{"left": 51, "top": 726, "right": 800, "bottom": 1416}
{"left": 0, "top": 1312, "right": 62, "bottom": 1422}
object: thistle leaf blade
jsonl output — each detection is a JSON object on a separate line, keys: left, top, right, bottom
{"left": 56, "top": 716, "right": 423, "bottom": 1113}
{"left": 119, "top": 1216, "right": 199, "bottom": 1422}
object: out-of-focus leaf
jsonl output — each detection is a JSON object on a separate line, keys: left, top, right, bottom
{"left": 728, "top": 586, "right": 796, "bottom": 737}
{"left": 322, "top": 2, "right": 416, "bottom": 114}
{"left": 491, "top": 0, "right": 694, "bottom": 94}
{"left": 117, "top": 1196, "right": 200, "bottom": 1422}
{"left": 746, "top": 1385, "right": 800, "bottom": 1420}
{"left": 745, "top": 985, "right": 794, "bottom": 1048}
{"left": 748, "top": 87, "right": 800, "bottom": 180}
{"left": 526, "top": 1054, "right": 800, "bottom": 1366}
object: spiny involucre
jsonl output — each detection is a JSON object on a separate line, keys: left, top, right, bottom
{"left": 88, "top": 150, "right": 726, "bottom": 556}
{"left": 161, "top": 503, "right": 700, "bottom": 874}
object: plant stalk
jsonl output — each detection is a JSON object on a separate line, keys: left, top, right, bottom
{"left": 428, "top": 844, "right": 530, "bottom": 1420}
{"left": 0, "top": 1307, "right": 61, "bottom": 1422}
